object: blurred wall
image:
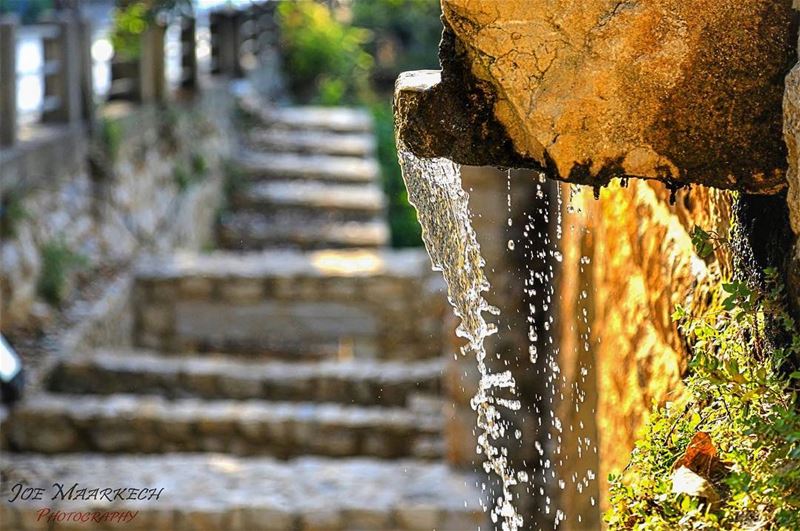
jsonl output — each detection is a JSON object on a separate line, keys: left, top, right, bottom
{"left": 0, "top": 89, "right": 234, "bottom": 333}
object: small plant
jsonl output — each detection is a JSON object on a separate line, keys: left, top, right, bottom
{"left": 691, "top": 225, "right": 728, "bottom": 259}
{"left": 37, "top": 241, "right": 88, "bottom": 306}
{"left": 190, "top": 153, "right": 208, "bottom": 177}
{"left": 607, "top": 253, "right": 800, "bottom": 529}
{"left": 173, "top": 152, "right": 208, "bottom": 192}
{"left": 173, "top": 164, "right": 191, "bottom": 192}
{"left": 98, "top": 117, "right": 122, "bottom": 164}
{"left": 0, "top": 189, "right": 28, "bottom": 239}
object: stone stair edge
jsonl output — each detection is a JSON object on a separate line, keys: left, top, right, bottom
{"left": 0, "top": 453, "right": 484, "bottom": 530}
{"left": 234, "top": 180, "right": 386, "bottom": 212}
{"left": 217, "top": 216, "right": 390, "bottom": 250}
{"left": 134, "top": 248, "right": 437, "bottom": 280}
{"left": 56, "top": 348, "right": 446, "bottom": 374}
{"left": 7, "top": 393, "right": 444, "bottom": 459}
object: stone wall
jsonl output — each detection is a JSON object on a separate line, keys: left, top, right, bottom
{"left": 0, "top": 86, "right": 234, "bottom": 333}
{"left": 556, "top": 180, "right": 734, "bottom": 517}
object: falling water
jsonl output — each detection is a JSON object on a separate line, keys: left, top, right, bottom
{"left": 397, "top": 148, "right": 524, "bottom": 530}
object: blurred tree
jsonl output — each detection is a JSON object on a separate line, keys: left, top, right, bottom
{"left": 350, "top": 0, "right": 442, "bottom": 92}
{"left": 110, "top": 0, "right": 191, "bottom": 60}
{"left": 277, "top": 1, "right": 373, "bottom": 105}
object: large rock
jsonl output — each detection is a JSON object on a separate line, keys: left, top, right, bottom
{"left": 395, "top": 0, "right": 797, "bottom": 193}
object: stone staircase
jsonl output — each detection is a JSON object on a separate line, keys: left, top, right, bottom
{"left": 218, "top": 106, "right": 389, "bottom": 251}
{"left": 1, "top": 103, "right": 485, "bottom": 530}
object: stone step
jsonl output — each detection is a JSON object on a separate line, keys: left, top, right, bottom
{"left": 48, "top": 350, "right": 444, "bottom": 407}
{"left": 218, "top": 212, "right": 390, "bottom": 250}
{"left": 246, "top": 128, "right": 376, "bottom": 157}
{"left": 6, "top": 393, "right": 443, "bottom": 459}
{"left": 233, "top": 180, "right": 386, "bottom": 219}
{"left": 0, "top": 454, "right": 486, "bottom": 531}
{"left": 238, "top": 100, "right": 374, "bottom": 133}
{"left": 133, "top": 249, "right": 445, "bottom": 359}
{"left": 236, "top": 151, "right": 379, "bottom": 184}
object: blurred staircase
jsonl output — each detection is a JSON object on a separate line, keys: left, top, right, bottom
{"left": 1, "top": 101, "right": 485, "bottom": 530}
{"left": 218, "top": 106, "right": 389, "bottom": 250}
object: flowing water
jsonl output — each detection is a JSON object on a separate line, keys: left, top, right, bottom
{"left": 398, "top": 148, "right": 524, "bottom": 530}
{"left": 399, "top": 148, "right": 600, "bottom": 530}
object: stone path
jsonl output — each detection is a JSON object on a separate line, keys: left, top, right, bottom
{"left": 1, "top": 100, "right": 485, "bottom": 530}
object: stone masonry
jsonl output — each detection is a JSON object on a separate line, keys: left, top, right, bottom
{"left": 1, "top": 93, "right": 486, "bottom": 530}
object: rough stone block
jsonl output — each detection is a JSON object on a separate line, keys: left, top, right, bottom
{"left": 299, "top": 509, "right": 344, "bottom": 531}
{"left": 240, "top": 506, "right": 297, "bottom": 531}
{"left": 179, "top": 276, "right": 214, "bottom": 299}
{"left": 395, "top": 504, "right": 441, "bottom": 530}
{"left": 395, "top": 1, "right": 798, "bottom": 193}
{"left": 219, "top": 278, "right": 264, "bottom": 303}
{"left": 140, "top": 303, "right": 173, "bottom": 335}
{"left": 342, "top": 507, "right": 391, "bottom": 531}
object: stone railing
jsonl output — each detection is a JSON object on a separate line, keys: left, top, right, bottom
{"left": 0, "top": 2, "right": 278, "bottom": 332}
{"left": 0, "top": 3, "right": 277, "bottom": 149}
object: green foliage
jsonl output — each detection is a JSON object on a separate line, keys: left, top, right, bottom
{"left": 691, "top": 225, "right": 727, "bottom": 259}
{"left": 98, "top": 117, "right": 122, "bottom": 164}
{"left": 190, "top": 153, "right": 208, "bottom": 177}
{"left": 0, "top": 189, "right": 28, "bottom": 239}
{"left": 110, "top": 1, "right": 192, "bottom": 60}
{"left": 110, "top": 2, "right": 149, "bottom": 60}
{"left": 607, "top": 262, "right": 800, "bottom": 529}
{"left": 350, "top": 0, "right": 442, "bottom": 89}
{"left": 277, "top": 1, "right": 373, "bottom": 105}
{"left": 173, "top": 152, "right": 207, "bottom": 192}
{"left": 173, "top": 164, "right": 191, "bottom": 191}
{"left": 371, "top": 102, "right": 422, "bottom": 247}
{"left": 37, "top": 241, "right": 88, "bottom": 306}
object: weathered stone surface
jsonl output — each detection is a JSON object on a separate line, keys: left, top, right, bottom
{"left": 133, "top": 249, "right": 445, "bottom": 359}
{"left": 553, "top": 179, "right": 735, "bottom": 517}
{"left": 8, "top": 393, "right": 442, "bottom": 458}
{"left": 395, "top": 0, "right": 798, "bottom": 193}
{"left": 235, "top": 181, "right": 385, "bottom": 216}
{"left": 0, "top": 87, "right": 231, "bottom": 332}
{"left": 238, "top": 100, "right": 374, "bottom": 133}
{"left": 49, "top": 350, "right": 443, "bottom": 406}
{"left": 784, "top": 41, "right": 800, "bottom": 234}
{"left": 218, "top": 212, "right": 389, "bottom": 250}
{"left": 0, "top": 455, "right": 486, "bottom": 530}
{"left": 246, "top": 129, "right": 375, "bottom": 157}
{"left": 236, "top": 151, "right": 379, "bottom": 183}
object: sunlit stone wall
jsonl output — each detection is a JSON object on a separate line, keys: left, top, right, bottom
{"left": 559, "top": 181, "right": 733, "bottom": 512}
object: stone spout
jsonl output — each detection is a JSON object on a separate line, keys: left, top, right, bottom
{"left": 394, "top": 0, "right": 799, "bottom": 193}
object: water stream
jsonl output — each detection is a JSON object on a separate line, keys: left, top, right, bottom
{"left": 397, "top": 148, "right": 524, "bottom": 530}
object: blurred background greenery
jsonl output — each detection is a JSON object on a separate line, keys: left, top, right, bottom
{"left": 277, "top": 0, "right": 442, "bottom": 248}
